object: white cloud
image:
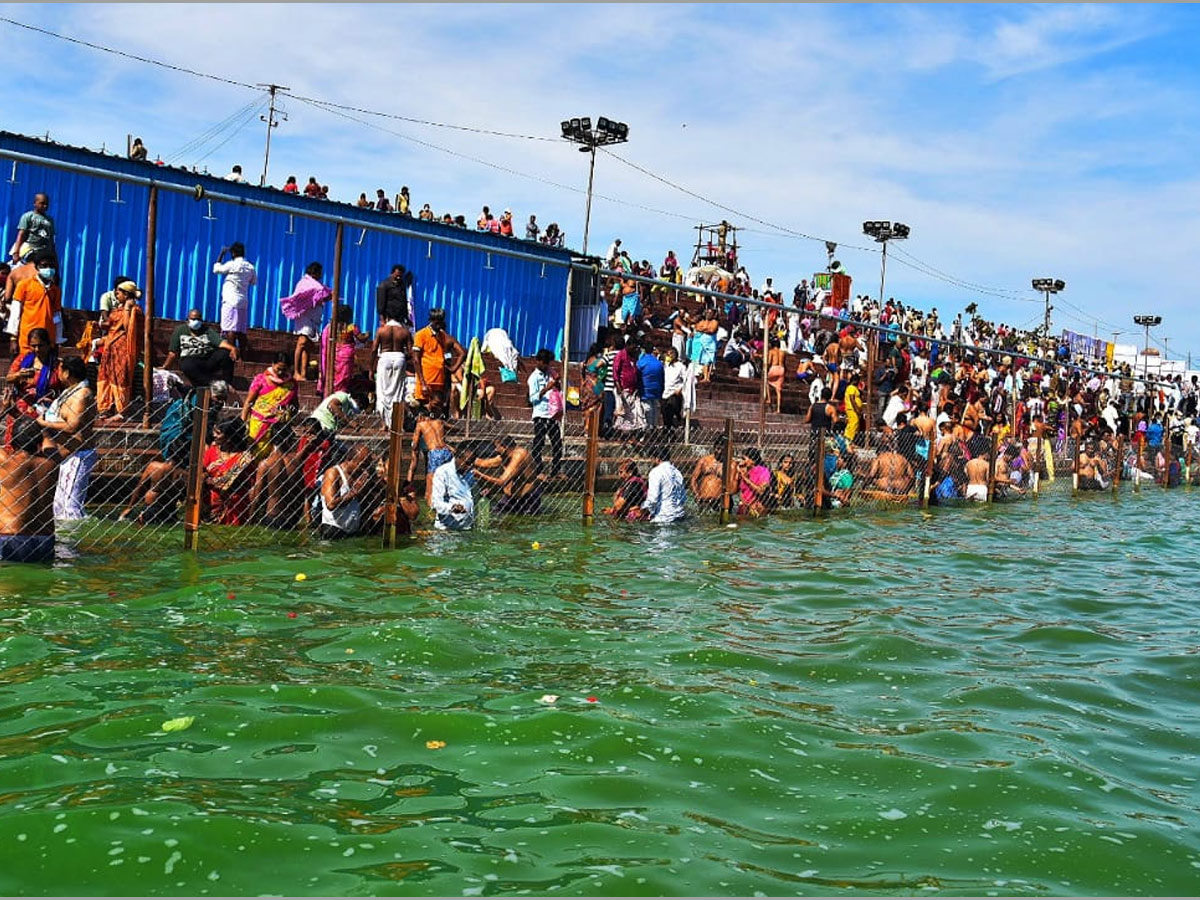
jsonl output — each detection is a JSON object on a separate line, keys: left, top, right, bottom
{"left": 4, "top": 2, "right": 1199, "bottom": 357}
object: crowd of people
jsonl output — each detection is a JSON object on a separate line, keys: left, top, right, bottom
{"left": 1, "top": 181, "right": 1196, "bottom": 562}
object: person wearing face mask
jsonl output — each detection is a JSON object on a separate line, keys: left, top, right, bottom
{"left": 161, "top": 308, "right": 238, "bottom": 388}
{"left": 13, "top": 252, "right": 61, "bottom": 354}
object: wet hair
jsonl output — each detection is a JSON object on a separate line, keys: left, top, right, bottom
{"left": 11, "top": 415, "right": 42, "bottom": 454}
{"left": 26, "top": 327, "right": 51, "bottom": 347}
{"left": 273, "top": 423, "right": 299, "bottom": 453}
{"left": 213, "top": 415, "right": 249, "bottom": 452}
{"left": 60, "top": 356, "right": 86, "bottom": 381}
{"left": 230, "top": 242, "right": 246, "bottom": 258}
{"left": 536, "top": 348, "right": 554, "bottom": 365}
{"left": 304, "top": 261, "right": 323, "bottom": 279}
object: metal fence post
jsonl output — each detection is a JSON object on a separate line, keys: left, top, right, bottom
{"left": 1135, "top": 439, "right": 1143, "bottom": 494}
{"left": 1187, "top": 441, "right": 1194, "bottom": 487}
{"left": 720, "top": 417, "right": 735, "bottom": 524}
{"left": 758, "top": 312, "right": 769, "bottom": 448}
{"left": 582, "top": 406, "right": 600, "bottom": 525}
{"left": 182, "top": 387, "right": 211, "bottom": 551}
{"left": 383, "top": 400, "right": 405, "bottom": 548}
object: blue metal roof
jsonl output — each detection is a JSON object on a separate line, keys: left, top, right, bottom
{"left": 0, "top": 131, "right": 573, "bottom": 355}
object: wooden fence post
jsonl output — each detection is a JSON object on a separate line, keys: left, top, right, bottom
{"left": 1072, "top": 432, "right": 1082, "bottom": 496}
{"left": 1162, "top": 428, "right": 1172, "bottom": 490}
{"left": 720, "top": 417, "right": 735, "bottom": 524}
{"left": 921, "top": 424, "right": 936, "bottom": 508}
{"left": 383, "top": 400, "right": 405, "bottom": 549}
{"left": 1032, "top": 432, "right": 1042, "bottom": 498}
{"left": 182, "top": 387, "right": 211, "bottom": 551}
{"left": 582, "top": 406, "right": 600, "bottom": 525}
{"left": 1112, "top": 435, "right": 1122, "bottom": 498}
{"left": 987, "top": 432, "right": 999, "bottom": 503}
{"left": 142, "top": 185, "right": 157, "bottom": 429}
{"left": 812, "top": 425, "right": 826, "bottom": 517}
{"left": 323, "top": 223, "right": 344, "bottom": 398}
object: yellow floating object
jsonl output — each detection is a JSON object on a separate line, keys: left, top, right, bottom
{"left": 161, "top": 716, "right": 195, "bottom": 733}
{"left": 425, "top": 740, "right": 446, "bottom": 750}
{"left": 295, "top": 573, "right": 307, "bottom": 582}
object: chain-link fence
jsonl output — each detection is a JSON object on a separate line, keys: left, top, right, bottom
{"left": 2, "top": 375, "right": 1197, "bottom": 565}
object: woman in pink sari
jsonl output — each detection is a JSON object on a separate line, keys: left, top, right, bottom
{"left": 319, "top": 305, "right": 366, "bottom": 396}
{"left": 736, "top": 446, "right": 772, "bottom": 517}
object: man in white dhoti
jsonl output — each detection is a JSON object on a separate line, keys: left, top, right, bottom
{"left": 371, "top": 318, "right": 411, "bottom": 417}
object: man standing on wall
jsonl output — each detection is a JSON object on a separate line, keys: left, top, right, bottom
{"left": 213, "top": 242, "right": 256, "bottom": 355}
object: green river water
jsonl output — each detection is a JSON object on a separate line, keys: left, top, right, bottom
{"left": 0, "top": 493, "right": 1198, "bottom": 896}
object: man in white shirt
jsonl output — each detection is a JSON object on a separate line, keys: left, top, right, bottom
{"left": 430, "top": 444, "right": 477, "bottom": 531}
{"left": 213, "top": 242, "right": 257, "bottom": 353}
{"left": 225, "top": 164, "right": 247, "bottom": 183}
{"left": 661, "top": 347, "right": 687, "bottom": 431}
{"left": 641, "top": 444, "right": 687, "bottom": 524}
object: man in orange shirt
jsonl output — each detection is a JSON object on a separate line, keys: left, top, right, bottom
{"left": 14, "top": 253, "right": 61, "bottom": 353}
{"left": 411, "top": 308, "right": 465, "bottom": 412}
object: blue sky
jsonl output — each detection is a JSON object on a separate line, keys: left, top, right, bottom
{"left": 3, "top": 3, "right": 1199, "bottom": 362}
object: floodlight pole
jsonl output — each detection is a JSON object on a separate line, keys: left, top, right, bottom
{"left": 581, "top": 144, "right": 597, "bottom": 257}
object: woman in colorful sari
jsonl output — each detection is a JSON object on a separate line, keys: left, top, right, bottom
{"left": 4, "top": 326, "right": 59, "bottom": 447}
{"left": 202, "top": 416, "right": 256, "bottom": 525}
{"left": 95, "top": 280, "right": 144, "bottom": 422}
{"left": 318, "top": 305, "right": 366, "bottom": 396}
{"left": 240, "top": 353, "right": 298, "bottom": 458}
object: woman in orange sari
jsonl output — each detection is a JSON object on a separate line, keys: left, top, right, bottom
{"left": 96, "top": 281, "right": 144, "bottom": 422}
{"left": 240, "top": 353, "right": 298, "bottom": 458}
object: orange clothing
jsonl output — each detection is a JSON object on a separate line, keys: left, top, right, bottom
{"left": 97, "top": 304, "right": 144, "bottom": 416}
{"left": 14, "top": 278, "right": 62, "bottom": 354}
{"left": 412, "top": 325, "right": 451, "bottom": 401}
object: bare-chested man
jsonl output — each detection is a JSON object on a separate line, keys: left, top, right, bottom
{"left": 864, "top": 436, "right": 915, "bottom": 500}
{"left": 250, "top": 423, "right": 313, "bottom": 528}
{"left": 1075, "top": 440, "right": 1108, "bottom": 491}
{"left": 0, "top": 417, "right": 59, "bottom": 562}
{"left": 36, "top": 356, "right": 96, "bottom": 520}
{"left": 371, "top": 317, "right": 411, "bottom": 418}
{"left": 964, "top": 455, "right": 990, "bottom": 501}
{"left": 474, "top": 435, "right": 542, "bottom": 514}
{"left": 690, "top": 440, "right": 727, "bottom": 511}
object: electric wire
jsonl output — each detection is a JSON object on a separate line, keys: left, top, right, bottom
{"left": 192, "top": 100, "right": 268, "bottom": 168}
{"left": 291, "top": 96, "right": 709, "bottom": 226}
{"left": 165, "top": 93, "right": 269, "bottom": 165}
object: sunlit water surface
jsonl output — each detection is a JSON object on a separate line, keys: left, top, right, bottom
{"left": 0, "top": 493, "right": 1198, "bottom": 896}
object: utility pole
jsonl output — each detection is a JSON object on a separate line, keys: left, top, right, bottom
{"left": 258, "top": 83, "right": 289, "bottom": 188}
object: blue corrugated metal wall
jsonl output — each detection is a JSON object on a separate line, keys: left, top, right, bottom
{"left": 0, "top": 133, "right": 572, "bottom": 355}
